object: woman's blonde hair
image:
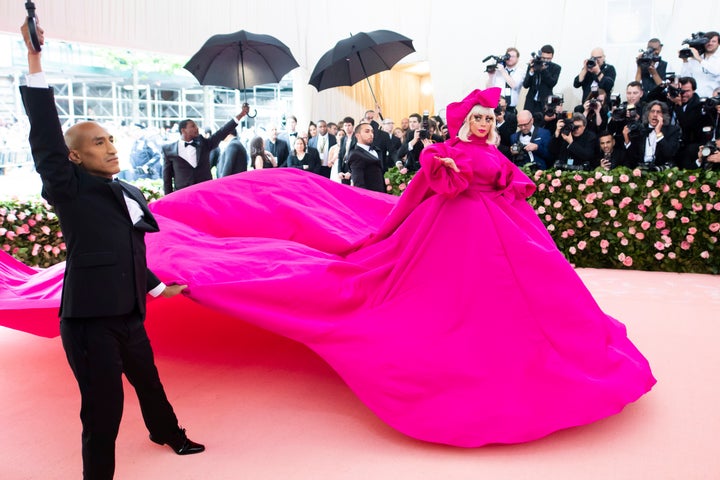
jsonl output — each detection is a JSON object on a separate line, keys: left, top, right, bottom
{"left": 456, "top": 105, "right": 499, "bottom": 145}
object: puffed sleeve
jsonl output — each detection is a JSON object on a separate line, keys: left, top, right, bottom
{"left": 418, "top": 141, "right": 473, "bottom": 198}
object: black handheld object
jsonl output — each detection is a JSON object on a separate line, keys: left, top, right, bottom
{"left": 26, "top": 1, "right": 41, "bottom": 52}
{"left": 242, "top": 102, "right": 257, "bottom": 119}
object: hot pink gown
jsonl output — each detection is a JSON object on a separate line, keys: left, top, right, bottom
{"left": 0, "top": 135, "right": 655, "bottom": 447}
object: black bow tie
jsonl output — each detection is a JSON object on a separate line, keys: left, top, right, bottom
{"left": 184, "top": 141, "right": 196, "bottom": 148}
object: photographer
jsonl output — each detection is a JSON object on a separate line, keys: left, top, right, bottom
{"left": 397, "top": 112, "right": 441, "bottom": 172}
{"left": 622, "top": 100, "right": 680, "bottom": 170}
{"left": 508, "top": 110, "right": 551, "bottom": 170}
{"left": 522, "top": 45, "right": 562, "bottom": 116}
{"left": 680, "top": 31, "right": 720, "bottom": 97}
{"left": 577, "top": 87, "right": 610, "bottom": 134}
{"left": 573, "top": 47, "right": 617, "bottom": 99}
{"left": 696, "top": 138, "right": 720, "bottom": 171}
{"left": 496, "top": 97, "right": 518, "bottom": 159}
{"left": 669, "top": 77, "right": 714, "bottom": 168}
{"left": 608, "top": 82, "right": 645, "bottom": 143}
{"left": 635, "top": 38, "right": 668, "bottom": 100}
{"left": 486, "top": 47, "right": 526, "bottom": 114}
{"left": 550, "top": 113, "right": 601, "bottom": 171}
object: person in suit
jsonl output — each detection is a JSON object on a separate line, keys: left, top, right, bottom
{"left": 522, "top": 45, "right": 561, "bottom": 115}
{"left": 363, "top": 110, "right": 396, "bottom": 172}
{"left": 265, "top": 124, "right": 290, "bottom": 168}
{"left": 381, "top": 118, "right": 403, "bottom": 160}
{"left": 217, "top": 130, "right": 249, "bottom": 177}
{"left": 622, "top": 100, "right": 681, "bottom": 171}
{"left": 597, "top": 130, "right": 626, "bottom": 170}
{"left": 336, "top": 116, "right": 356, "bottom": 184}
{"left": 346, "top": 122, "right": 386, "bottom": 192}
{"left": 573, "top": 47, "right": 617, "bottom": 99}
{"left": 162, "top": 107, "right": 249, "bottom": 195}
{"left": 669, "top": 77, "right": 714, "bottom": 169}
{"left": 550, "top": 113, "right": 601, "bottom": 170}
{"left": 277, "top": 114, "right": 299, "bottom": 152}
{"left": 509, "top": 110, "right": 551, "bottom": 170}
{"left": 397, "top": 113, "right": 436, "bottom": 172}
{"left": 19, "top": 20, "right": 203, "bottom": 480}
{"left": 635, "top": 38, "right": 668, "bottom": 101}
{"left": 307, "top": 120, "right": 336, "bottom": 178}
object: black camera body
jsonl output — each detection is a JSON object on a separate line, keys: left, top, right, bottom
{"left": 611, "top": 102, "right": 639, "bottom": 123}
{"left": 700, "top": 96, "right": 720, "bottom": 116}
{"left": 586, "top": 57, "right": 597, "bottom": 69}
{"left": 701, "top": 141, "right": 718, "bottom": 160}
{"left": 530, "top": 51, "right": 547, "bottom": 71}
{"left": 679, "top": 32, "right": 708, "bottom": 58}
{"left": 627, "top": 120, "right": 651, "bottom": 139}
{"left": 418, "top": 111, "right": 430, "bottom": 140}
{"left": 637, "top": 47, "right": 661, "bottom": 68}
{"left": 560, "top": 120, "right": 578, "bottom": 136}
{"left": 543, "top": 95, "right": 563, "bottom": 117}
{"left": 483, "top": 53, "right": 511, "bottom": 73}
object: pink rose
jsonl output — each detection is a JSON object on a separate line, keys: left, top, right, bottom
{"left": 400, "top": 168, "right": 408, "bottom": 175}
{"left": 681, "top": 217, "right": 690, "bottom": 224}
{"left": 551, "top": 178, "right": 561, "bottom": 187}
{"left": 668, "top": 252, "right": 676, "bottom": 260}
{"left": 700, "top": 251, "right": 710, "bottom": 259}
{"left": 701, "top": 184, "right": 710, "bottom": 193}
{"left": 43, "top": 244, "right": 52, "bottom": 252}
{"left": 398, "top": 183, "right": 406, "bottom": 191}
{"left": 646, "top": 179, "right": 654, "bottom": 187}
{"left": 569, "top": 246, "right": 577, "bottom": 255}
{"left": 555, "top": 213, "right": 564, "bottom": 221}
{"left": 610, "top": 186, "right": 621, "bottom": 194}
{"left": 679, "top": 191, "right": 688, "bottom": 198}
{"left": 576, "top": 221, "right": 584, "bottom": 228}
{"left": 621, "top": 238, "right": 629, "bottom": 246}
{"left": 577, "top": 241, "right": 587, "bottom": 250}
{"left": 688, "top": 227, "right": 697, "bottom": 235}
{"left": 662, "top": 184, "right": 670, "bottom": 192}
{"left": 585, "top": 177, "right": 595, "bottom": 186}
{"left": 553, "top": 201, "right": 562, "bottom": 208}
{"left": 633, "top": 169, "right": 642, "bottom": 177}
{"left": 666, "top": 210, "right": 677, "bottom": 219}
{"left": 544, "top": 198, "right": 551, "bottom": 206}
{"left": 650, "top": 189, "right": 660, "bottom": 198}
{"left": 654, "top": 241, "right": 665, "bottom": 251}
{"left": 686, "top": 234, "right": 695, "bottom": 243}
{"left": 689, "top": 175, "right": 697, "bottom": 182}
{"left": 641, "top": 221, "right": 651, "bottom": 230}
{"left": 41, "top": 225, "right": 51, "bottom": 235}
{"left": 590, "top": 230, "right": 601, "bottom": 238}
{"left": 656, "top": 220, "right": 666, "bottom": 229}
{"left": 537, "top": 206, "right": 546, "bottom": 214}
{"left": 681, "top": 241, "right": 691, "bottom": 250}
{"left": 619, "top": 174, "right": 629, "bottom": 183}
{"left": 600, "top": 239, "right": 609, "bottom": 249}
{"left": 675, "top": 180, "right": 684, "bottom": 188}
{"left": 709, "top": 223, "right": 720, "bottom": 232}
{"left": 613, "top": 221, "right": 622, "bottom": 228}
{"left": 655, "top": 253, "right": 665, "bottom": 260}
{"left": 2, "top": 244, "right": 10, "bottom": 252}
{"left": 636, "top": 232, "right": 645, "bottom": 240}
{"left": 567, "top": 229, "right": 575, "bottom": 236}
{"left": 32, "top": 244, "right": 41, "bottom": 256}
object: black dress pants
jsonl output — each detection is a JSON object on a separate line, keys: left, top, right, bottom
{"left": 60, "top": 311, "right": 179, "bottom": 480}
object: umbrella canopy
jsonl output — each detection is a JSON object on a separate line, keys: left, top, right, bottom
{"left": 309, "top": 30, "right": 415, "bottom": 99}
{"left": 184, "top": 30, "right": 299, "bottom": 92}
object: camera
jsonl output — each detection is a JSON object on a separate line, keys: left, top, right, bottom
{"left": 560, "top": 114, "right": 577, "bottom": 136}
{"left": 700, "top": 95, "right": 720, "bottom": 116}
{"left": 701, "top": 141, "right": 718, "bottom": 161}
{"left": 543, "top": 95, "right": 563, "bottom": 117}
{"left": 418, "top": 111, "right": 430, "bottom": 139}
{"left": 530, "top": 51, "right": 547, "bottom": 70}
{"left": 586, "top": 57, "right": 597, "bottom": 69}
{"left": 483, "top": 53, "right": 511, "bottom": 73}
{"left": 611, "top": 102, "right": 639, "bottom": 123}
{"left": 659, "top": 78, "right": 682, "bottom": 98}
{"left": 679, "top": 32, "right": 708, "bottom": 59}
{"left": 627, "top": 120, "right": 651, "bottom": 139}
{"left": 637, "top": 47, "right": 661, "bottom": 68}
{"left": 609, "top": 94, "right": 622, "bottom": 109}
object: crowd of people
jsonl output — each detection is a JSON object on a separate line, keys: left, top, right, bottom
{"left": 158, "top": 32, "right": 720, "bottom": 197}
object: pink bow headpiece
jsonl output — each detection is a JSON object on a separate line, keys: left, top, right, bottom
{"left": 446, "top": 87, "right": 501, "bottom": 138}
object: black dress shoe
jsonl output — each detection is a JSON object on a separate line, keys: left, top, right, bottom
{"left": 150, "top": 428, "right": 205, "bottom": 455}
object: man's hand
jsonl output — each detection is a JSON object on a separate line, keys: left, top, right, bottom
{"left": 600, "top": 158, "right": 612, "bottom": 170}
{"left": 525, "top": 142, "right": 539, "bottom": 152}
{"left": 161, "top": 284, "right": 188, "bottom": 298}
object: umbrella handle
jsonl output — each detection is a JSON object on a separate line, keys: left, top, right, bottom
{"left": 25, "top": 1, "right": 42, "bottom": 52}
{"left": 242, "top": 102, "right": 257, "bottom": 119}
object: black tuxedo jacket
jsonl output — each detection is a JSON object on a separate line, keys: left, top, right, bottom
{"left": 266, "top": 138, "right": 290, "bottom": 167}
{"left": 162, "top": 119, "right": 238, "bottom": 194}
{"left": 523, "top": 62, "right": 561, "bottom": 112}
{"left": 20, "top": 86, "right": 161, "bottom": 319}
{"left": 218, "top": 137, "right": 249, "bottom": 177}
{"left": 625, "top": 124, "right": 681, "bottom": 168}
{"left": 308, "top": 133, "right": 337, "bottom": 155}
{"left": 573, "top": 62, "right": 617, "bottom": 98}
{"left": 346, "top": 145, "right": 386, "bottom": 192}
{"left": 337, "top": 135, "right": 357, "bottom": 175}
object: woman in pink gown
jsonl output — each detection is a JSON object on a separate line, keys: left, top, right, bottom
{"left": 0, "top": 88, "right": 655, "bottom": 447}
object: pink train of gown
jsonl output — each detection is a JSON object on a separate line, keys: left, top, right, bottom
{"left": 0, "top": 135, "right": 655, "bottom": 447}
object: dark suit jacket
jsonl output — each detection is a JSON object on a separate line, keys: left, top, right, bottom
{"left": 346, "top": 145, "right": 386, "bottom": 192}
{"left": 625, "top": 124, "right": 681, "bottom": 169}
{"left": 162, "top": 119, "right": 238, "bottom": 194}
{"left": 640, "top": 60, "right": 667, "bottom": 99}
{"left": 337, "top": 135, "right": 357, "bottom": 177}
{"left": 21, "top": 86, "right": 160, "bottom": 319}
{"left": 510, "top": 126, "right": 552, "bottom": 169}
{"left": 523, "top": 62, "right": 561, "bottom": 113}
{"left": 307, "top": 133, "right": 337, "bottom": 156}
{"left": 266, "top": 138, "right": 290, "bottom": 167}
{"left": 573, "top": 62, "right": 617, "bottom": 98}
{"left": 218, "top": 137, "right": 248, "bottom": 177}
{"left": 550, "top": 129, "right": 601, "bottom": 170}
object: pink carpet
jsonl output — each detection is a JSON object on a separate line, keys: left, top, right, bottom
{"left": 1, "top": 268, "right": 718, "bottom": 479}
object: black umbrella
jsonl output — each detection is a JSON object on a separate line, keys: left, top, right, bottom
{"left": 184, "top": 30, "right": 299, "bottom": 116}
{"left": 309, "top": 30, "right": 415, "bottom": 104}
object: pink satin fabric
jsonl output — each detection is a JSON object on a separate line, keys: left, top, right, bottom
{"left": 0, "top": 136, "right": 655, "bottom": 447}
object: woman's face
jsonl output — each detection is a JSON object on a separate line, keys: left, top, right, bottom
{"left": 309, "top": 125, "right": 317, "bottom": 136}
{"left": 294, "top": 138, "right": 306, "bottom": 152}
{"left": 469, "top": 112, "right": 494, "bottom": 138}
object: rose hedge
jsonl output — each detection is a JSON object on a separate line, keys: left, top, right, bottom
{"left": 2, "top": 172, "right": 719, "bottom": 274}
